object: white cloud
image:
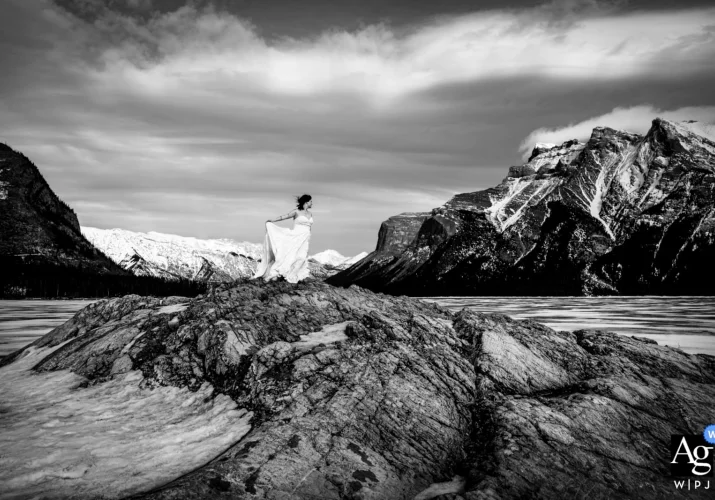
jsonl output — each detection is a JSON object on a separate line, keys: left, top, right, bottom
{"left": 75, "top": 4, "right": 715, "bottom": 104}
{"left": 519, "top": 105, "right": 715, "bottom": 156}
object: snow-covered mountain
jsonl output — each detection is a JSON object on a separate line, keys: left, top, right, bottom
{"left": 344, "top": 251, "right": 369, "bottom": 266}
{"left": 82, "top": 227, "right": 368, "bottom": 283}
{"left": 329, "top": 118, "right": 715, "bottom": 296}
{"left": 309, "top": 250, "right": 369, "bottom": 267}
{"left": 82, "top": 227, "right": 262, "bottom": 282}
{"left": 309, "top": 249, "right": 348, "bottom": 267}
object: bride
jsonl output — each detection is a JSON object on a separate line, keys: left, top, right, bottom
{"left": 252, "top": 194, "right": 313, "bottom": 283}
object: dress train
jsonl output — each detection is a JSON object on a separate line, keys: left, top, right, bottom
{"left": 252, "top": 215, "right": 312, "bottom": 283}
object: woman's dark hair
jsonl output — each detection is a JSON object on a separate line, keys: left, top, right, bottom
{"left": 296, "top": 194, "right": 312, "bottom": 210}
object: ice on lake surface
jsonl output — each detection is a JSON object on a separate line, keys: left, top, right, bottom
{"left": 0, "top": 343, "right": 253, "bottom": 499}
{"left": 2, "top": 297, "right": 715, "bottom": 358}
{"left": 426, "top": 296, "right": 715, "bottom": 356}
{"left": 0, "top": 300, "right": 96, "bottom": 358}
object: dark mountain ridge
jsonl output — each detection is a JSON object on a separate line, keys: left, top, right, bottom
{"left": 0, "top": 143, "right": 117, "bottom": 269}
{"left": 328, "top": 118, "right": 715, "bottom": 295}
{"left": 0, "top": 143, "right": 204, "bottom": 298}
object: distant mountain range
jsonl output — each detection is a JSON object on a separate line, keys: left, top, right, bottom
{"left": 81, "top": 227, "right": 262, "bottom": 282}
{"left": 328, "top": 118, "right": 715, "bottom": 296}
{"left": 0, "top": 141, "right": 365, "bottom": 297}
{"left": 310, "top": 249, "right": 369, "bottom": 267}
{"left": 82, "top": 227, "right": 368, "bottom": 282}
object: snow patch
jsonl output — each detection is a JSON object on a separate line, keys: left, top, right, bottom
{"left": 0, "top": 345, "right": 252, "bottom": 499}
{"left": 310, "top": 249, "right": 348, "bottom": 266}
{"left": 156, "top": 303, "right": 188, "bottom": 315}
{"left": 295, "top": 322, "right": 350, "bottom": 349}
{"left": 678, "top": 120, "right": 715, "bottom": 143}
{"left": 589, "top": 158, "right": 616, "bottom": 240}
{"left": 0, "top": 180, "right": 8, "bottom": 200}
{"left": 637, "top": 167, "right": 665, "bottom": 208}
{"left": 414, "top": 475, "right": 466, "bottom": 500}
{"left": 574, "top": 143, "right": 639, "bottom": 241}
{"left": 310, "top": 249, "right": 368, "bottom": 267}
{"left": 528, "top": 141, "right": 585, "bottom": 170}
{"left": 485, "top": 178, "right": 557, "bottom": 232}
{"left": 668, "top": 120, "right": 715, "bottom": 156}
{"left": 344, "top": 251, "right": 369, "bottom": 265}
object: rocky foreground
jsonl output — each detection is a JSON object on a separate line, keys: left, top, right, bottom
{"left": 2, "top": 281, "right": 715, "bottom": 499}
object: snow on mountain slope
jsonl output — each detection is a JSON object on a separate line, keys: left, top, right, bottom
{"left": 344, "top": 251, "right": 369, "bottom": 266}
{"left": 679, "top": 120, "right": 715, "bottom": 143}
{"left": 310, "top": 249, "right": 369, "bottom": 268}
{"left": 82, "top": 227, "right": 262, "bottom": 281}
{"left": 83, "top": 227, "right": 368, "bottom": 282}
{"left": 310, "top": 249, "right": 349, "bottom": 266}
{"left": 328, "top": 118, "right": 715, "bottom": 296}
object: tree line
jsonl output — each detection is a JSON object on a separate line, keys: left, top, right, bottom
{"left": 0, "top": 257, "right": 207, "bottom": 299}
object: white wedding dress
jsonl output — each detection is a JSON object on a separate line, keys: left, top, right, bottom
{"left": 252, "top": 213, "right": 313, "bottom": 283}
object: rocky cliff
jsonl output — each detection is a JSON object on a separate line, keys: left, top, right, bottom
{"left": 1, "top": 281, "right": 713, "bottom": 499}
{"left": 328, "top": 119, "right": 715, "bottom": 295}
{"left": 0, "top": 144, "right": 123, "bottom": 274}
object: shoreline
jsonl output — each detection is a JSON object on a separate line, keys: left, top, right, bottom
{"left": 3, "top": 296, "right": 715, "bottom": 358}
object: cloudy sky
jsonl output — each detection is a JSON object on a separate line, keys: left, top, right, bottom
{"left": 2, "top": 0, "right": 714, "bottom": 255}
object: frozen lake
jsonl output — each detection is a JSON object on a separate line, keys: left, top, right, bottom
{"left": 0, "top": 300, "right": 96, "bottom": 358}
{"left": 1, "top": 297, "right": 715, "bottom": 358}
{"left": 427, "top": 296, "right": 715, "bottom": 356}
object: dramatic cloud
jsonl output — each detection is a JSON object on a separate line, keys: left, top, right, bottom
{"left": 1, "top": 0, "right": 714, "bottom": 254}
{"left": 520, "top": 105, "right": 715, "bottom": 156}
{"left": 74, "top": 3, "right": 715, "bottom": 103}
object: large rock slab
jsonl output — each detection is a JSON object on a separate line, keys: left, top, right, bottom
{"left": 454, "top": 314, "right": 715, "bottom": 500}
{"left": 1, "top": 281, "right": 714, "bottom": 499}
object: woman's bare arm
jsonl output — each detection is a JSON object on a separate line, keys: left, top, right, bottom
{"left": 267, "top": 210, "right": 298, "bottom": 223}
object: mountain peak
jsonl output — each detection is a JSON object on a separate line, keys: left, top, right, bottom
{"left": 330, "top": 117, "right": 715, "bottom": 296}
{"left": 661, "top": 117, "right": 715, "bottom": 140}
{"left": 647, "top": 117, "right": 715, "bottom": 160}
{"left": 527, "top": 140, "right": 581, "bottom": 162}
{"left": 310, "top": 249, "right": 347, "bottom": 267}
